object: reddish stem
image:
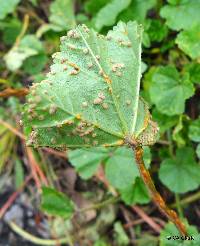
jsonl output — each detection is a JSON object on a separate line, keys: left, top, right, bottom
{"left": 132, "top": 145, "right": 187, "bottom": 236}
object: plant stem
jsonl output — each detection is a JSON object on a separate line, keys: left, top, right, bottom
{"left": 175, "top": 193, "right": 183, "bottom": 218}
{"left": 77, "top": 196, "right": 120, "bottom": 213}
{"left": 8, "top": 221, "right": 73, "bottom": 245}
{"left": 132, "top": 145, "right": 187, "bottom": 236}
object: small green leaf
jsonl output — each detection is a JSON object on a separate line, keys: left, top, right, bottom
{"left": 114, "top": 221, "right": 129, "bottom": 246}
{"left": 184, "top": 63, "right": 200, "bottom": 84}
{"left": 4, "top": 35, "right": 44, "bottom": 71}
{"left": 176, "top": 25, "right": 200, "bottom": 59}
{"left": 68, "top": 147, "right": 109, "bottom": 179}
{"left": 49, "top": 0, "right": 76, "bottom": 31}
{"left": 15, "top": 159, "right": 24, "bottom": 189}
{"left": 152, "top": 109, "right": 178, "bottom": 134}
{"left": 0, "top": 18, "right": 22, "bottom": 45}
{"left": 119, "top": 0, "right": 156, "bottom": 24}
{"left": 196, "top": 144, "right": 200, "bottom": 159}
{"left": 23, "top": 22, "right": 159, "bottom": 148}
{"left": 149, "top": 65, "right": 194, "bottom": 116}
{"left": 188, "top": 117, "right": 200, "bottom": 142}
{"left": 41, "top": 187, "right": 74, "bottom": 218}
{"left": 159, "top": 147, "right": 200, "bottom": 193}
{"left": 172, "top": 115, "right": 189, "bottom": 147}
{"left": 93, "top": 0, "right": 131, "bottom": 31}
{"left": 160, "top": 0, "right": 200, "bottom": 31}
{"left": 85, "top": 0, "right": 110, "bottom": 15}
{"left": 0, "top": 0, "right": 20, "bottom": 20}
{"left": 147, "top": 19, "right": 168, "bottom": 43}
{"left": 120, "top": 177, "right": 150, "bottom": 205}
{"left": 105, "top": 147, "right": 151, "bottom": 189}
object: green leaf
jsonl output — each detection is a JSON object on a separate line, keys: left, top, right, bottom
{"left": 119, "top": 0, "right": 156, "bottom": 24}
{"left": 85, "top": 0, "right": 110, "bottom": 15}
{"left": 160, "top": 0, "right": 200, "bottom": 31}
{"left": 152, "top": 109, "right": 178, "bottom": 134}
{"left": 23, "top": 53, "right": 47, "bottom": 75}
{"left": 159, "top": 147, "right": 200, "bottom": 193}
{"left": 15, "top": 159, "right": 24, "bottom": 189}
{"left": 0, "top": 18, "right": 22, "bottom": 45}
{"left": 49, "top": 0, "right": 76, "bottom": 32}
{"left": 172, "top": 115, "right": 189, "bottom": 147}
{"left": 147, "top": 19, "right": 168, "bottom": 43}
{"left": 114, "top": 221, "right": 129, "bottom": 246}
{"left": 0, "top": 0, "right": 20, "bottom": 20}
{"left": 196, "top": 144, "right": 200, "bottom": 159}
{"left": 23, "top": 22, "right": 159, "bottom": 148}
{"left": 4, "top": 35, "right": 44, "bottom": 71}
{"left": 176, "top": 25, "right": 200, "bottom": 59}
{"left": 149, "top": 65, "right": 194, "bottom": 116}
{"left": 93, "top": 0, "right": 131, "bottom": 31}
{"left": 105, "top": 147, "right": 151, "bottom": 189}
{"left": 188, "top": 117, "right": 200, "bottom": 142}
{"left": 69, "top": 146, "right": 151, "bottom": 183}
{"left": 184, "top": 63, "right": 200, "bottom": 84}
{"left": 160, "top": 221, "right": 200, "bottom": 245}
{"left": 41, "top": 187, "right": 74, "bottom": 218}
{"left": 120, "top": 177, "right": 150, "bottom": 205}
{"left": 68, "top": 147, "right": 109, "bottom": 179}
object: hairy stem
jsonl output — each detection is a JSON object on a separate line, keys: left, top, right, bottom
{"left": 132, "top": 145, "right": 187, "bottom": 236}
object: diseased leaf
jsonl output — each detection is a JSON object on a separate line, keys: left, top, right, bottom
{"left": 23, "top": 22, "right": 159, "bottom": 148}
{"left": 188, "top": 118, "right": 200, "bottom": 142}
{"left": 93, "top": 0, "right": 131, "bottom": 31}
{"left": 41, "top": 187, "right": 74, "bottom": 218}
{"left": 0, "top": 0, "right": 20, "bottom": 20}
{"left": 149, "top": 66, "right": 194, "bottom": 116}
{"left": 176, "top": 25, "right": 200, "bottom": 59}
{"left": 160, "top": 0, "right": 200, "bottom": 31}
{"left": 159, "top": 147, "right": 200, "bottom": 193}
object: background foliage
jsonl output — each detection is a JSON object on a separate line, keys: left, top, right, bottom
{"left": 0, "top": 0, "right": 200, "bottom": 245}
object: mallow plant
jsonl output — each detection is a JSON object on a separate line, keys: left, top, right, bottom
{"left": 22, "top": 21, "right": 187, "bottom": 236}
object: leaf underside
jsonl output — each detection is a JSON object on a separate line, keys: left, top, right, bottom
{"left": 23, "top": 21, "right": 159, "bottom": 148}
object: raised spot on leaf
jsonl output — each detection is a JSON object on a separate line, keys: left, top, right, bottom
{"left": 63, "top": 65, "right": 68, "bottom": 71}
{"left": 67, "top": 30, "right": 80, "bottom": 39}
{"left": 50, "top": 138, "right": 56, "bottom": 144}
{"left": 69, "top": 69, "right": 79, "bottom": 75}
{"left": 87, "top": 62, "right": 93, "bottom": 68}
{"left": 102, "top": 103, "right": 109, "bottom": 109}
{"left": 82, "top": 101, "right": 88, "bottom": 107}
{"left": 126, "top": 100, "right": 131, "bottom": 106}
{"left": 49, "top": 104, "right": 57, "bottom": 115}
{"left": 96, "top": 55, "right": 100, "bottom": 60}
{"left": 93, "top": 97, "right": 102, "bottom": 105}
{"left": 67, "top": 43, "right": 76, "bottom": 50}
{"left": 83, "top": 48, "right": 89, "bottom": 54}
{"left": 76, "top": 114, "right": 81, "bottom": 120}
